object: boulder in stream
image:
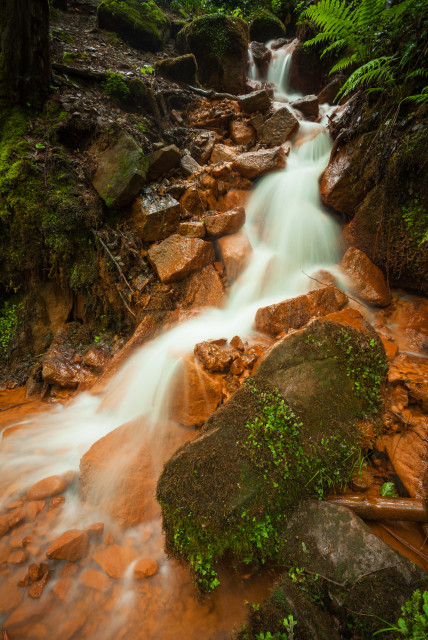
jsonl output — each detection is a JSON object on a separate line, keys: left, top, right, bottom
{"left": 157, "top": 311, "right": 388, "bottom": 591}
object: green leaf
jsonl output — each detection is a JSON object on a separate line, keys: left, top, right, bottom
{"left": 380, "top": 482, "right": 398, "bottom": 497}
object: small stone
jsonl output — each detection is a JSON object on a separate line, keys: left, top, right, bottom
{"left": 84, "top": 523, "right": 104, "bottom": 539}
{"left": 179, "top": 221, "right": 206, "bottom": 238}
{"left": 210, "top": 144, "right": 238, "bottom": 164}
{"left": 133, "top": 558, "right": 159, "bottom": 579}
{"left": 52, "top": 577, "right": 74, "bottom": 602}
{"left": 46, "top": 529, "right": 89, "bottom": 562}
{"left": 230, "top": 357, "right": 245, "bottom": 375}
{"left": 7, "top": 507, "right": 26, "bottom": 529}
{"left": 238, "top": 89, "right": 271, "bottom": 114}
{"left": 291, "top": 95, "right": 319, "bottom": 119}
{"left": 27, "top": 572, "right": 49, "bottom": 600}
{"left": 8, "top": 549, "right": 27, "bottom": 565}
{"left": 216, "top": 231, "right": 253, "bottom": 284}
{"left": 28, "top": 563, "right": 49, "bottom": 582}
{"left": 78, "top": 569, "right": 110, "bottom": 591}
{"left": 27, "top": 476, "right": 67, "bottom": 500}
{"left": 203, "top": 207, "right": 246, "bottom": 237}
{"left": 148, "top": 235, "right": 215, "bottom": 284}
{"left": 0, "top": 515, "right": 10, "bottom": 537}
{"left": 180, "top": 154, "right": 199, "bottom": 176}
{"left": 230, "top": 119, "right": 256, "bottom": 145}
{"left": 93, "top": 545, "right": 138, "bottom": 579}
{"left": 147, "top": 144, "right": 181, "bottom": 181}
{"left": 132, "top": 194, "right": 180, "bottom": 242}
{"left": 350, "top": 468, "right": 373, "bottom": 492}
{"left": 60, "top": 562, "right": 78, "bottom": 578}
{"left": 0, "top": 578, "right": 24, "bottom": 614}
{"left": 0, "top": 541, "right": 9, "bottom": 563}
{"left": 340, "top": 247, "right": 392, "bottom": 307}
{"left": 232, "top": 147, "right": 286, "bottom": 179}
{"left": 26, "top": 501, "right": 46, "bottom": 523}
{"left": 230, "top": 336, "right": 245, "bottom": 351}
{"left": 49, "top": 496, "right": 65, "bottom": 509}
{"left": 257, "top": 107, "right": 299, "bottom": 147}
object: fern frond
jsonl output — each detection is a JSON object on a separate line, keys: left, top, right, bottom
{"left": 402, "top": 86, "right": 428, "bottom": 104}
{"left": 406, "top": 68, "right": 428, "bottom": 80}
{"left": 337, "top": 56, "right": 396, "bottom": 99}
{"left": 330, "top": 54, "right": 358, "bottom": 74}
{"left": 320, "top": 38, "right": 347, "bottom": 57}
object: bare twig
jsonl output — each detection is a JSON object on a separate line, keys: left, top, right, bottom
{"left": 301, "top": 270, "right": 369, "bottom": 309}
{"left": 187, "top": 85, "right": 237, "bottom": 100}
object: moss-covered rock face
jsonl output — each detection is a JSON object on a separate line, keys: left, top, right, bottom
{"left": 176, "top": 14, "right": 249, "bottom": 95}
{"left": 157, "top": 316, "right": 387, "bottom": 592}
{"left": 154, "top": 54, "right": 198, "bottom": 85}
{"left": 249, "top": 10, "right": 286, "bottom": 44}
{"left": 97, "top": 0, "right": 170, "bottom": 52}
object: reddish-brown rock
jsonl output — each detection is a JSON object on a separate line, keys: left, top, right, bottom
{"left": 46, "top": 529, "right": 89, "bottom": 561}
{"left": 0, "top": 514, "right": 9, "bottom": 537}
{"left": 194, "top": 341, "right": 239, "bottom": 373}
{"left": 27, "top": 476, "right": 67, "bottom": 500}
{"left": 41, "top": 325, "right": 94, "bottom": 388}
{"left": 7, "top": 507, "right": 26, "bottom": 529}
{"left": 210, "top": 144, "right": 238, "bottom": 164}
{"left": 93, "top": 544, "right": 138, "bottom": 579}
{"left": 238, "top": 89, "right": 271, "bottom": 114}
{"left": 178, "top": 221, "right": 206, "bottom": 238}
{"left": 52, "top": 577, "right": 74, "bottom": 602}
{"left": 79, "top": 569, "right": 111, "bottom": 591}
{"left": 216, "top": 231, "right": 253, "bottom": 284}
{"left": 28, "top": 563, "right": 49, "bottom": 582}
{"left": 132, "top": 194, "right": 181, "bottom": 242}
{"left": 232, "top": 147, "right": 286, "bottom": 179}
{"left": 175, "top": 264, "right": 226, "bottom": 310}
{"left": 26, "top": 501, "right": 45, "bottom": 523}
{"left": 169, "top": 356, "right": 223, "bottom": 427}
{"left": 7, "top": 549, "right": 27, "bottom": 564}
{"left": 257, "top": 107, "right": 299, "bottom": 147}
{"left": 0, "top": 578, "right": 24, "bottom": 614}
{"left": 218, "top": 188, "right": 250, "bottom": 212}
{"left": 133, "top": 557, "right": 159, "bottom": 579}
{"left": 203, "top": 207, "right": 245, "bottom": 237}
{"left": 340, "top": 247, "right": 391, "bottom": 307}
{"left": 84, "top": 522, "right": 105, "bottom": 539}
{"left": 291, "top": 95, "right": 319, "bottom": 119}
{"left": 27, "top": 572, "right": 49, "bottom": 599}
{"left": 0, "top": 541, "right": 8, "bottom": 563}
{"left": 180, "top": 186, "right": 207, "bottom": 216}
{"left": 229, "top": 120, "right": 256, "bottom": 145}
{"left": 148, "top": 235, "right": 215, "bottom": 284}
{"left": 255, "top": 287, "right": 348, "bottom": 336}
{"left": 83, "top": 349, "right": 109, "bottom": 373}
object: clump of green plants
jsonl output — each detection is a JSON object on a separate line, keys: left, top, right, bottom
{"left": 301, "top": 0, "right": 428, "bottom": 103}
{"left": 256, "top": 615, "right": 298, "bottom": 639}
{"left": 373, "top": 589, "right": 428, "bottom": 638}
{"left": 0, "top": 300, "right": 24, "bottom": 362}
{"left": 101, "top": 71, "right": 130, "bottom": 100}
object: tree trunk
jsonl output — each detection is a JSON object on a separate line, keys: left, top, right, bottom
{"left": 0, "top": 0, "right": 50, "bottom": 109}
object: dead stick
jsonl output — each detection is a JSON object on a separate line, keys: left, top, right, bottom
{"left": 301, "top": 270, "right": 369, "bottom": 309}
{"left": 91, "top": 230, "right": 133, "bottom": 293}
{"left": 326, "top": 495, "right": 428, "bottom": 522}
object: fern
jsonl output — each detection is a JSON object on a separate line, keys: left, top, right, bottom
{"left": 337, "top": 56, "right": 397, "bottom": 100}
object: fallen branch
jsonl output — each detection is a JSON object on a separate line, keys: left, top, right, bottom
{"left": 52, "top": 63, "right": 107, "bottom": 82}
{"left": 326, "top": 495, "right": 428, "bottom": 522}
{"left": 187, "top": 85, "right": 238, "bottom": 101}
{"left": 301, "top": 270, "right": 369, "bottom": 309}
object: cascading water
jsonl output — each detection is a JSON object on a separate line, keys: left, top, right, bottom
{"left": 266, "top": 40, "right": 300, "bottom": 99}
{"left": 0, "top": 48, "right": 341, "bottom": 639}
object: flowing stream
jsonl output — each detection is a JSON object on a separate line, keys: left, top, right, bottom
{"left": 0, "top": 46, "right": 340, "bottom": 639}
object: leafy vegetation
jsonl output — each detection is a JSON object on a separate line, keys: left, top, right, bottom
{"left": 374, "top": 590, "right": 428, "bottom": 639}
{"left": 0, "top": 299, "right": 24, "bottom": 362}
{"left": 101, "top": 71, "right": 131, "bottom": 100}
{"left": 301, "top": 0, "right": 428, "bottom": 102}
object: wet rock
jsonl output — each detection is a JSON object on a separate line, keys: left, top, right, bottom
{"left": 7, "top": 507, "right": 26, "bottom": 529}
{"left": 238, "top": 89, "right": 271, "bottom": 115}
{"left": 154, "top": 54, "right": 198, "bottom": 85}
{"left": 134, "top": 557, "right": 159, "bottom": 579}
{"left": 97, "top": 0, "right": 170, "bottom": 52}
{"left": 31, "top": 282, "right": 73, "bottom": 356}
{"left": 83, "top": 349, "right": 109, "bottom": 373}
{"left": 179, "top": 220, "right": 206, "bottom": 238}
{"left": 0, "top": 541, "right": 8, "bottom": 562}
{"left": 174, "top": 264, "right": 226, "bottom": 309}
{"left": 0, "top": 514, "right": 9, "bottom": 537}
{"left": 46, "top": 529, "right": 89, "bottom": 561}
{"left": 148, "top": 234, "right": 215, "bottom": 283}
{"left": 189, "top": 130, "right": 217, "bottom": 165}
{"left": 93, "top": 544, "right": 138, "bottom": 579}
{"left": 350, "top": 467, "right": 373, "bottom": 492}
{"left": 203, "top": 207, "right": 245, "bottom": 237}
{"left": 318, "top": 77, "right": 342, "bottom": 104}
{"left": 84, "top": 522, "right": 105, "bottom": 539}
{"left": 147, "top": 144, "right": 181, "bottom": 181}
{"left": 157, "top": 317, "right": 387, "bottom": 589}
{"left": 26, "top": 501, "right": 45, "bottom": 523}
{"left": 255, "top": 286, "right": 348, "bottom": 336}
{"left": 169, "top": 356, "right": 223, "bottom": 427}
{"left": 79, "top": 569, "right": 111, "bottom": 591}
{"left": 91, "top": 130, "right": 148, "bottom": 207}
{"left": 289, "top": 41, "right": 322, "bottom": 95}
{"left": 27, "top": 476, "right": 67, "bottom": 500}
{"left": 232, "top": 146, "right": 286, "bottom": 179}
{"left": 7, "top": 549, "right": 27, "bottom": 564}
{"left": 249, "top": 10, "right": 286, "bottom": 42}
{"left": 291, "top": 94, "right": 319, "bottom": 119}
{"left": 210, "top": 144, "right": 238, "bottom": 164}
{"left": 194, "top": 341, "right": 239, "bottom": 373}
{"left": 132, "top": 193, "right": 180, "bottom": 242}
{"left": 257, "top": 106, "right": 299, "bottom": 147}
{"left": 177, "top": 14, "right": 248, "bottom": 94}
{"left": 180, "top": 153, "right": 199, "bottom": 176}
{"left": 249, "top": 41, "right": 272, "bottom": 76}
{"left": 340, "top": 247, "right": 391, "bottom": 307}
{"left": 28, "top": 563, "right": 49, "bottom": 582}
{"left": 41, "top": 325, "right": 95, "bottom": 389}
{"left": 180, "top": 186, "right": 207, "bottom": 216}
{"left": 229, "top": 119, "right": 256, "bottom": 145}
{"left": 230, "top": 335, "right": 245, "bottom": 351}
{"left": 217, "top": 230, "right": 252, "bottom": 284}
{"left": 0, "top": 578, "right": 24, "bottom": 614}
{"left": 27, "top": 572, "right": 49, "bottom": 599}
{"left": 271, "top": 37, "right": 288, "bottom": 50}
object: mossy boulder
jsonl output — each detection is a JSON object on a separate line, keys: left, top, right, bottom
{"left": 176, "top": 14, "right": 249, "bottom": 95}
{"left": 249, "top": 10, "right": 286, "bottom": 44}
{"left": 97, "top": 0, "right": 170, "bottom": 52}
{"left": 157, "top": 313, "right": 387, "bottom": 592}
{"left": 154, "top": 54, "right": 198, "bottom": 85}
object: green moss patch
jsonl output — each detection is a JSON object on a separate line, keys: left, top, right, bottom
{"left": 249, "top": 10, "right": 286, "bottom": 43}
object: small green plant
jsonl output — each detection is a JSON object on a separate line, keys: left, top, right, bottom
{"left": 0, "top": 300, "right": 24, "bottom": 361}
{"left": 139, "top": 65, "right": 154, "bottom": 75}
{"left": 380, "top": 482, "right": 398, "bottom": 497}
{"left": 373, "top": 590, "right": 428, "bottom": 638}
{"left": 101, "top": 71, "right": 130, "bottom": 100}
{"left": 256, "top": 615, "right": 297, "bottom": 640}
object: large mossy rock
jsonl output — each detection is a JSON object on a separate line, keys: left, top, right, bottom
{"left": 97, "top": 0, "right": 170, "bottom": 52}
{"left": 176, "top": 14, "right": 249, "bottom": 95}
{"left": 157, "top": 312, "right": 387, "bottom": 591}
{"left": 249, "top": 10, "right": 286, "bottom": 43}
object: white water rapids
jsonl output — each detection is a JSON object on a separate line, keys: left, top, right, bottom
{"left": 0, "top": 45, "right": 341, "bottom": 639}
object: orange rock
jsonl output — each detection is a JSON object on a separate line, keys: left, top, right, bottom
{"left": 178, "top": 221, "right": 206, "bottom": 238}
{"left": 7, "top": 549, "right": 27, "bottom": 565}
{"left": 203, "top": 207, "right": 245, "bottom": 237}
{"left": 211, "top": 163, "right": 231, "bottom": 180}
{"left": 180, "top": 186, "right": 207, "bottom": 216}
{"left": 319, "top": 307, "right": 369, "bottom": 332}
{"left": 210, "top": 144, "right": 238, "bottom": 164}
{"left": 381, "top": 337, "right": 399, "bottom": 361}
{"left": 3, "top": 595, "right": 51, "bottom": 631}
{"left": 52, "top": 577, "right": 74, "bottom": 602}
{"left": 0, "top": 541, "right": 8, "bottom": 563}
{"left": 148, "top": 234, "right": 215, "bottom": 284}
{"left": 83, "top": 348, "right": 109, "bottom": 373}
{"left": 194, "top": 341, "right": 239, "bottom": 373}
{"left": 230, "top": 335, "right": 245, "bottom": 351}
{"left": 27, "top": 476, "right": 67, "bottom": 500}
{"left": 340, "top": 247, "right": 391, "bottom": 307}
{"left": 25, "top": 501, "right": 46, "bottom": 523}
{"left": 0, "top": 514, "right": 9, "bottom": 537}
{"left": 84, "top": 522, "right": 104, "bottom": 539}
{"left": 60, "top": 562, "right": 78, "bottom": 578}
{"left": 93, "top": 545, "right": 138, "bottom": 579}
{"left": 0, "top": 577, "right": 24, "bottom": 614}
{"left": 216, "top": 231, "right": 252, "bottom": 284}
{"left": 78, "top": 569, "right": 110, "bottom": 591}
{"left": 169, "top": 356, "right": 223, "bottom": 427}
{"left": 27, "top": 572, "right": 49, "bottom": 599}
{"left": 133, "top": 558, "right": 159, "bottom": 579}
{"left": 49, "top": 496, "right": 65, "bottom": 509}
{"left": 46, "top": 529, "right": 89, "bottom": 561}
{"left": 255, "top": 286, "right": 348, "bottom": 336}
{"left": 218, "top": 188, "right": 250, "bottom": 211}
{"left": 7, "top": 507, "right": 26, "bottom": 529}
{"left": 230, "top": 120, "right": 256, "bottom": 145}
{"left": 230, "top": 357, "right": 245, "bottom": 375}
{"left": 175, "top": 264, "right": 226, "bottom": 310}
{"left": 231, "top": 147, "right": 286, "bottom": 179}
